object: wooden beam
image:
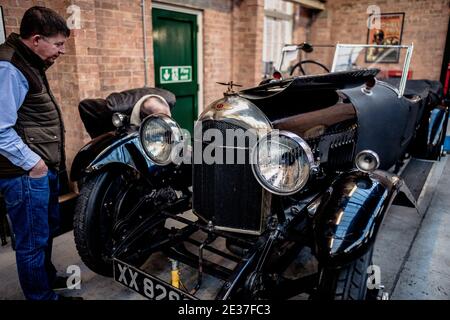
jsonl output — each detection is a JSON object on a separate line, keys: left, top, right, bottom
{"left": 287, "top": 0, "right": 326, "bottom": 11}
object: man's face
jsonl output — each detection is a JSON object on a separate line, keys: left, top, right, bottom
{"left": 32, "top": 33, "right": 67, "bottom": 64}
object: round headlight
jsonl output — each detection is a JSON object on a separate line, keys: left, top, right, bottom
{"left": 139, "top": 114, "right": 183, "bottom": 165}
{"left": 355, "top": 150, "right": 380, "bottom": 173}
{"left": 251, "top": 131, "right": 315, "bottom": 195}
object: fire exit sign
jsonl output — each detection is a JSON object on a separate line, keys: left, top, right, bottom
{"left": 160, "top": 66, "right": 192, "bottom": 84}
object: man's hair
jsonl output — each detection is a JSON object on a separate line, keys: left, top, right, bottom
{"left": 20, "top": 6, "right": 70, "bottom": 39}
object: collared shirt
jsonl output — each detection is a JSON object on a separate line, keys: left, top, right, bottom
{"left": 0, "top": 61, "right": 40, "bottom": 171}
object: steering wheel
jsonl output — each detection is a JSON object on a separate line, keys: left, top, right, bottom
{"left": 290, "top": 60, "right": 330, "bottom": 76}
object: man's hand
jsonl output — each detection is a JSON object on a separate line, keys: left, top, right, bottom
{"left": 29, "top": 159, "right": 48, "bottom": 178}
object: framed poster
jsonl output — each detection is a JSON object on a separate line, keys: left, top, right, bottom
{"left": 0, "top": 6, "right": 5, "bottom": 44}
{"left": 366, "top": 12, "right": 405, "bottom": 63}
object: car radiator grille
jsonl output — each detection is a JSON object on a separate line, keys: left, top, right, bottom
{"left": 192, "top": 120, "right": 266, "bottom": 234}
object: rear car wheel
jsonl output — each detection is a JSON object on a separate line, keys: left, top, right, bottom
{"left": 316, "top": 246, "right": 374, "bottom": 300}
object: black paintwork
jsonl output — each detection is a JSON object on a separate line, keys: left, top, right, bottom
{"left": 72, "top": 68, "right": 448, "bottom": 300}
{"left": 312, "top": 170, "right": 404, "bottom": 265}
{"left": 342, "top": 83, "right": 416, "bottom": 169}
{"left": 70, "top": 129, "right": 161, "bottom": 182}
{"left": 70, "top": 131, "right": 118, "bottom": 181}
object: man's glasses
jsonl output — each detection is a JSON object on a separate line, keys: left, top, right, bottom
{"left": 39, "top": 36, "right": 66, "bottom": 49}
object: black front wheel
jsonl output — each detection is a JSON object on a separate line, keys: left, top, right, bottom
{"left": 73, "top": 170, "right": 154, "bottom": 277}
{"left": 316, "top": 247, "right": 374, "bottom": 300}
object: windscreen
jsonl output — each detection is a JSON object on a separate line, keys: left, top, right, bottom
{"left": 332, "top": 44, "right": 413, "bottom": 97}
{"left": 276, "top": 43, "right": 413, "bottom": 97}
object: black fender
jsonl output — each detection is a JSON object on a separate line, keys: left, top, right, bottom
{"left": 70, "top": 131, "right": 120, "bottom": 181}
{"left": 72, "top": 130, "right": 193, "bottom": 189}
{"left": 86, "top": 132, "right": 151, "bottom": 172}
{"left": 312, "top": 170, "right": 416, "bottom": 266}
{"left": 71, "top": 131, "right": 156, "bottom": 181}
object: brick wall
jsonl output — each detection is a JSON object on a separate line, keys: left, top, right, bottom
{"left": 94, "top": 0, "right": 153, "bottom": 94}
{"left": 292, "top": 4, "right": 309, "bottom": 45}
{"left": 203, "top": 7, "right": 233, "bottom": 106}
{"left": 308, "top": 0, "right": 450, "bottom": 80}
{"left": 231, "top": 0, "right": 265, "bottom": 88}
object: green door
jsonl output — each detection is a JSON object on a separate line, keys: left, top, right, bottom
{"left": 152, "top": 8, "right": 198, "bottom": 133}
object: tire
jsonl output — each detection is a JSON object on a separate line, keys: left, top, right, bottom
{"left": 74, "top": 170, "right": 153, "bottom": 277}
{"left": 428, "top": 126, "right": 446, "bottom": 160}
{"left": 316, "top": 246, "right": 374, "bottom": 300}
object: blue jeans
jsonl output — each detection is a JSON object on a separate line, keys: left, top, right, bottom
{"left": 0, "top": 170, "right": 60, "bottom": 300}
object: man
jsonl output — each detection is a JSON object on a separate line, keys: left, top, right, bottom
{"left": 0, "top": 6, "right": 74, "bottom": 300}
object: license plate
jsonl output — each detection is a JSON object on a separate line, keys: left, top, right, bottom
{"left": 113, "top": 258, "right": 197, "bottom": 300}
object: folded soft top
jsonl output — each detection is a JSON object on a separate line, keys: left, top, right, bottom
{"left": 239, "top": 69, "right": 380, "bottom": 100}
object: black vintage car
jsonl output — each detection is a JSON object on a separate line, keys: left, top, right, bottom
{"left": 70, "top": 44, "right": 448, "bottom": 300}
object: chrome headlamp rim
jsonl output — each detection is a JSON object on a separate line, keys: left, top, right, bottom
{"left": 251, "top": 130, "right": 315, "bottom": 196}
{"left": 139, "top": 113, "right": 182, "bottom": 166}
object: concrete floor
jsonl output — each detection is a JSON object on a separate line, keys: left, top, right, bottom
{"left": 390, "top": 157, "right": 450, "bottom": 299}
{"left": 374, "top": 156, "right": 450, "bottom": 299}
{"left": 1, "top": 157, "right": 449, "bottom": 300}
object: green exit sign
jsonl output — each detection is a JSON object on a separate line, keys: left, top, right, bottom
{"left": 160, "top": 66, "right": 192, "bottom": 84}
